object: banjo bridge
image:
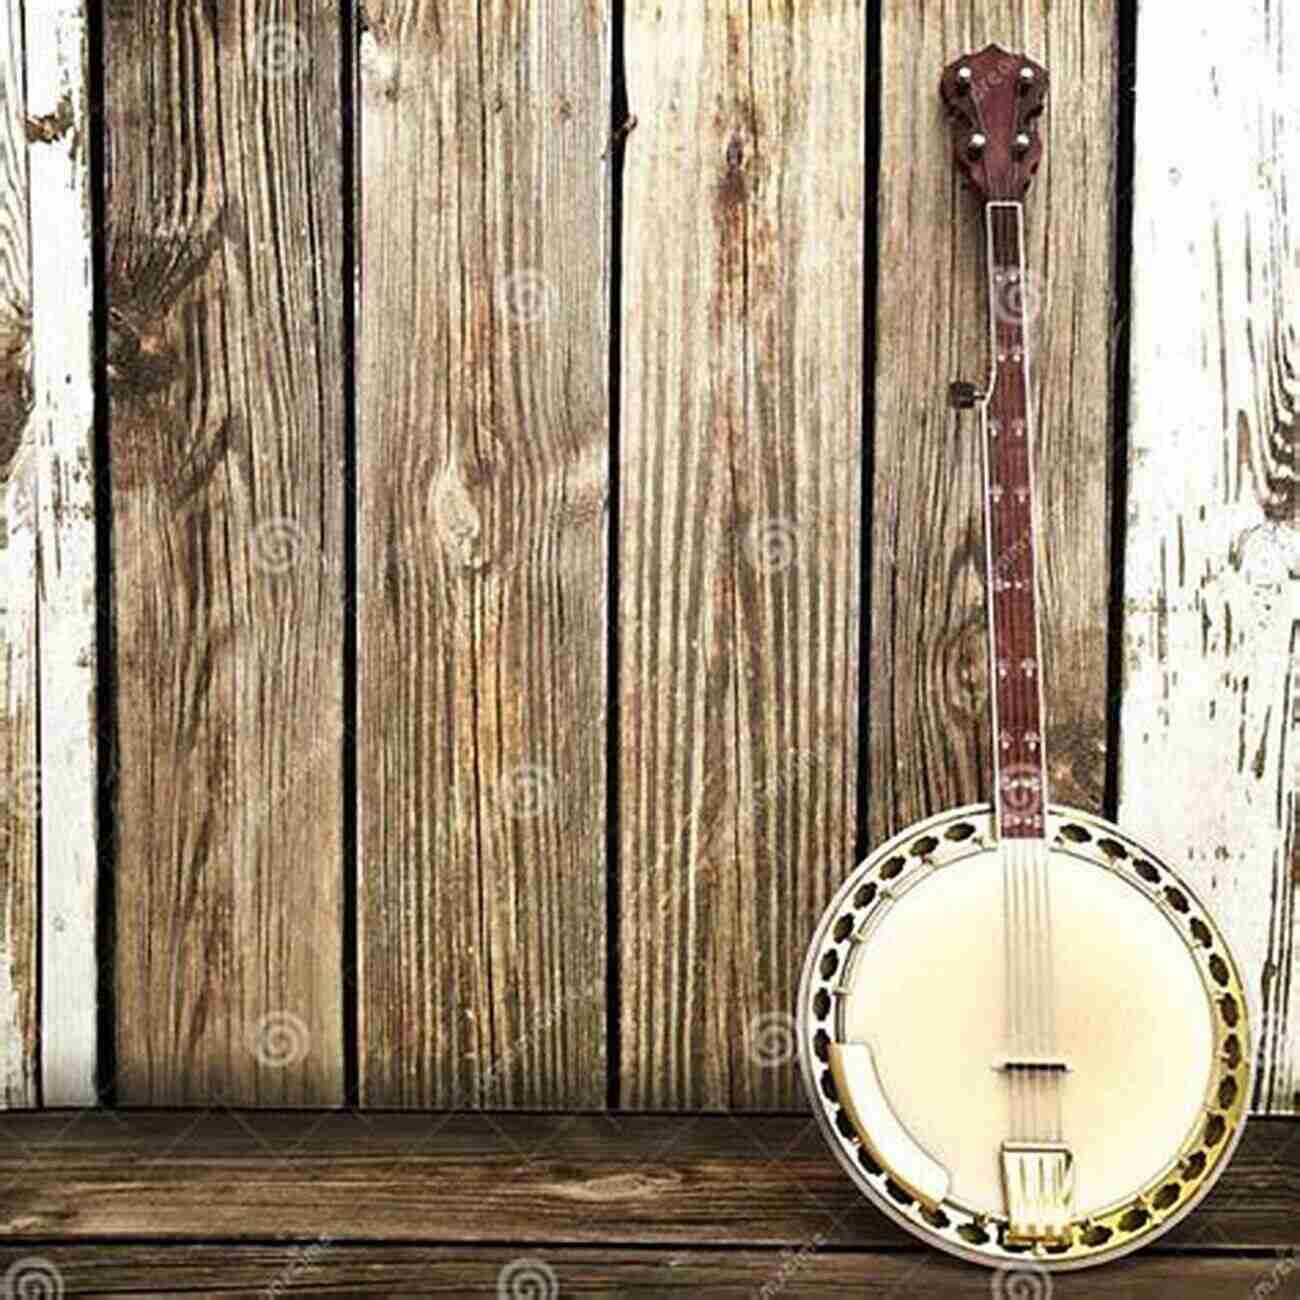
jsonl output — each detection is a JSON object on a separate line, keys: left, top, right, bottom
{"left": 1001, "top": 1140, "right": 1075, "bottom": 1245}
{"left": 994, "top": 1057, "right": 1071, "bottom": 1073}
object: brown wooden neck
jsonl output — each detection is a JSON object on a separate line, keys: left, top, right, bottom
{"left": 980, "top": 201, "right": 1048, "bottom": 839}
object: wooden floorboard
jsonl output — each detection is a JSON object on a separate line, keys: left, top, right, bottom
{"left": 0, "top": 1243, "right": 1290, "bottom": 1297}
{"left": 0, "top": 1112, "right": 1295, "bottom": 1249}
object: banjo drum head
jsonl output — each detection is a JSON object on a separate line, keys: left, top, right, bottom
{"left": 797, "top": 803, "right": 1251, "bottom": 1270}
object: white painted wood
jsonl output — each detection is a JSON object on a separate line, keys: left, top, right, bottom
{"left": 0, "top": 0, "right": 35, "bottom": 1108}
{"left": 1123, "top": 0, "right": 1299, "bottom": 1112}
{"left": 27, "top": 0, "right": 97, "bottom": 1106}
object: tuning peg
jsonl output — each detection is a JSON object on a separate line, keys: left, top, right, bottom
{"left": 956, "top": 66, "right": 973, "bottom": 92}
{"left": 967, "top": 132, "right": 987, "bottom": 159}
{"left": 1018, "top": 67, "right": 1037, "bottom": 92}
{"left": 1014, "top": 132, "right": 1032, "bottom": 154}
{"left": 949, "top": 381, "right": 984, "bottom": 411}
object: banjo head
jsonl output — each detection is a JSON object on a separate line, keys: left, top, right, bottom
{"left": 797, "top": 803, "right": 1251, "bottom": 1271}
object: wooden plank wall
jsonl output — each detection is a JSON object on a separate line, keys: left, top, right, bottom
{"left": 1122, "top": 0, "right": 1299, "bottom": 1113}
{"left": 0, "top": 0, "right": 1290, "bottom": 1120}
{"left": 105, "top": 1, "right": 346, "bottom": 1104}
{"left": 870, "top": 3, "right": 1115, "bottom": 839}
{"left": 29, "top": 0, "right": 98, "bottom": 1108}
{"left": 0, "top": 0, "right": 35, "bottom": 1108}
{"left": 619, "top": 0, "right": 863, "bottom": 1109}
{"left": 356, "top": 0, "right": 610, "bottom": 1109}
{"left": 0, "top": 0, "right": 97, "bottom": 1107}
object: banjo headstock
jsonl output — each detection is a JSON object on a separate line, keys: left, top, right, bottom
{"left": 940, "top": 45, "right": 1048, "bottom": 201}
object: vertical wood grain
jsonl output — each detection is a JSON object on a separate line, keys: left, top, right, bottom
{"left": 0, "top": 0, "right": 34, "bottom": 1107}
{"left": 869, "top": 6, "right": 1116, "bottom": 841}
{"left": 106, "top": 1, "right": 346, "bottom": 1104}
{"left": 356, "top": 1, "right": 610, "bottom": 1107}
{"left": 620, "top": 1, "right": 864, "bottom": 1108}
{"left": 1122, "top": 0, "right": 1299, "bottom": 1113}
{"left": 29, "top": 0, "right": 98, "bottom": 1107}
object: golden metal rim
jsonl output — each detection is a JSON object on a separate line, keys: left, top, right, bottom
{"left": 796, "top": 802, "right": 1252, "bottom": 1271}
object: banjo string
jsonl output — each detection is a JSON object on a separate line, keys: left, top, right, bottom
{"left": 992, "top": 203, "right": 1057, "bottom": 1143}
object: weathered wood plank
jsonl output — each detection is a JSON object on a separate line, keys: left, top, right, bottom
{"left": 2, "top": 1111, "right": 1294, "bottom": 1248}
{"left": 1121, "top": 1, "right": 1300, "bottom": 1112}
{"left": 0, "top": 0, "right": 34, "bottom": 1109}
{"left": 356, "top": 2, "right": 610, "bottom": 1107}
{"left": 869, "top": 8, "right": 1116, "bottom": 837}
{"left": 105, "top": 2, "right": 346, "bottom": 1103}
{"left": 620, "top": 0, "right": 864, "bottom": 1108}
{"left": 28, "top": 0, "right": 98, "bottom": 1108}
{"left": 0, "top": 1245, "right": 1287, "bottom": 1298}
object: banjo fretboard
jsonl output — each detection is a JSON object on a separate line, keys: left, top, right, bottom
{"left": 981, "top": 201, "right": 1049, "bottom": 841}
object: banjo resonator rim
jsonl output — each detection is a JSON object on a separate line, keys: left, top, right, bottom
{"left": 796, "top": 801, "right": 1252, "bottom": 1271}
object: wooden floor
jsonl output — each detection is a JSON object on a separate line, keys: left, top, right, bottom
{"left": 0, "top": 1111, "right": 1297, "bottom": 1294}
{"left": 0, "top": 0, "right": 1294, "bottom": 1293}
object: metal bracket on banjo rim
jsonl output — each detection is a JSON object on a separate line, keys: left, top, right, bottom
{"left": 1001, "top": 1140, "right": 1075, "bottom": 1245}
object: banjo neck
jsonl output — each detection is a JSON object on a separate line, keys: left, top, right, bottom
{"left": 979, "top": 200, "right": 1049, "bottom": 842}
{"left": 944, "top": 52, "right": 1052, "bottom": 843}
{"left": 945, "top": 49, "right": 1065, "bottom": 1194}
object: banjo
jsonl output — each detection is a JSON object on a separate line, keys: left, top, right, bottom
{"left": 797, "top": 44, "right": 1252, "bottom": 1270}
